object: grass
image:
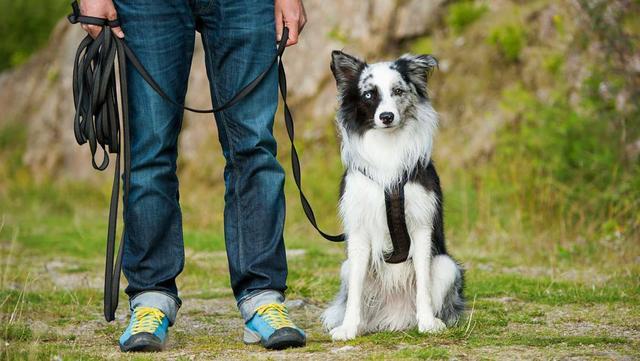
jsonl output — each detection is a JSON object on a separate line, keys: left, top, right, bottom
{"left": 1, "top": 182, "right": 639, "bottom": 360}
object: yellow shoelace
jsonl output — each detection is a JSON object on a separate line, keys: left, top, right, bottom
{"left": 255, "top": 303, "right": 295, "bottom": 329}
{"left": 131, "top": 307, "right": 165, "bottom": 334}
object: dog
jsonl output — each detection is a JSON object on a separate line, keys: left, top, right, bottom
{"left": 321, "top": 51, "right": 465, "bottom": 341}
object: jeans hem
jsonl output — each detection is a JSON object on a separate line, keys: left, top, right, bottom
{"left": 130, "top": 291, "right": 180, "bottom": 326}
{"left": 237, "top": 289, "right": 285, "bottom": 322}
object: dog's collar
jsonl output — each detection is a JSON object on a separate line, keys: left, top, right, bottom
{"left": 355, "top": 167, "right": 415, "bottom": 263}
{"left": 354, "top": 167, "right": 416, "bottom": 188}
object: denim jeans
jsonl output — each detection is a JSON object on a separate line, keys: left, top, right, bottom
{"left": 113, "top": 0, "right": 288, "bottom": 324}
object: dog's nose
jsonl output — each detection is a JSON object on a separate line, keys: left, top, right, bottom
{"left": 379, "top": 112, "right": 394, "bottom": 125}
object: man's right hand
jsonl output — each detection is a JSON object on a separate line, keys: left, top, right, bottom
{"left": 80, "top": 0, "right": 124, "bottom": 39}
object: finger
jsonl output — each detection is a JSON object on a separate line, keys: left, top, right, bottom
{"left": 300, "top": 5, "right": 308, "bottom": 32}
{"left": 285, "top": 22, "right": 299, "bottom": 46}
{"left": 87, "top": 24, "right": 103, "bottom": 39}
{"left": 299, "top": 16, "right": 307, "bottom": 32}
{"left": 107, "top": 10, "right": 124, "bottom": 38}
{"left": 275, "top": 10, "right": 284, "bottom": 41}
{"left": 111, "top": 26, "right": 125, "bottom": 39}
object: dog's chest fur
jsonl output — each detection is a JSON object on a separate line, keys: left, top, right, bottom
{"left": 340, "top": 171, "right": 438, "bottom": 283}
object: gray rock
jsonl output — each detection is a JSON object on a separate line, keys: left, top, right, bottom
{"left": 284, "top": 299, "right": 306, "bottom": 309}
{"left": 0, "top": 0, "right": 445, "bottom": 179}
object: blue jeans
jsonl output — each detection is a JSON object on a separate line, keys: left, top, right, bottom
{"left": 113, "top": 0, "right": 288, "bottom": 324}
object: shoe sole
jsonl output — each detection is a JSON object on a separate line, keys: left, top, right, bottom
{"left": 120, "top": 333, "right": 164, "bottom": 352}
{"left": 244, "top": 327, "right": 306, "bottom": 350}
{"left": 263, "top": 336, "right": 306, "bottom": 350}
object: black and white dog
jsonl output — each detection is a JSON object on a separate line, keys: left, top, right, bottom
{"left": 322, "top": 51, "right": 465, "bottom": 341}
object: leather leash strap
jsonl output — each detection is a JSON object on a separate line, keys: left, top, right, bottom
{"left": 68, "top": 1, "right": 344, "bottom": 322}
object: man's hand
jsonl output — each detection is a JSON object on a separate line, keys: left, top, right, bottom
{"left": 275, "top": 0, "right": 307, "bottom": 46}
{"left": 80, "top": 0, "right": 124, "bottom": 39}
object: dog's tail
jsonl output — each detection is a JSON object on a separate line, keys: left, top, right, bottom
{"left": 431, "top": 255, "right": 465, "bottom": 326}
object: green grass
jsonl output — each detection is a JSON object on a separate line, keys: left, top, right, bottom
{"left": 1, "top": 192, "right": 639, "bottom": 359}
{"left": 394, "top": 346, "right": 450, "bottom": 359}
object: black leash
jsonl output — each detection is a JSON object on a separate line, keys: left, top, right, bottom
{"left": 383, "top": 181, "right": 412, "bottom": 264}
{"left": 68, "top": 1, "right": 345, "bottom": 322}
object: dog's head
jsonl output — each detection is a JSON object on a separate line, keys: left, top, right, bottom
{"left": 331, "top": 51, "right": 437, "bottom": 133}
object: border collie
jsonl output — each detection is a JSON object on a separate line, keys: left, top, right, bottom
{"left": 321, "top": 51, "right": 465, "bottom": 341}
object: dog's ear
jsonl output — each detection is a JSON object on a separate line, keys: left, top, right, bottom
{"left": 331, "top": 50, "right": 365, "bottom": 88}
{"left": 395, "top": 54, "right": 438, "bottom": 97}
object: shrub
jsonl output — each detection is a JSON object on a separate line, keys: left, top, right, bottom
{"left": 490, "top": 75, "right": 640, "bottom": 238}
{"left": 487, "top": 24, "right": 526, "bottom": 62}
{"left": 446, "top": 1, "right": 488, "bottom": 34}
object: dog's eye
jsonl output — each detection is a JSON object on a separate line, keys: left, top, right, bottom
{"left": 363, "top": 91, "right": 373, "bottom": 100}
{"left": 393, "top": 88, "right": 405, "bottom": 96}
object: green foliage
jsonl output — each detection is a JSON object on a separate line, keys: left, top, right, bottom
{"left": 2, "top": 323, "right": 33, "bottom": 342}
{"left": 446, "top": 1, "right": 488, "bottom": 34}
{"left": 0, "top": 121, "right": 28, "bottom": 187}
{"left": 410, "top": 36, "right": 434, "bottom": 55}
{"left": 0, "top": 0, "right": 70, "bottom": 71}
{"left": 542, "top": 53, "right": 564, "bottom": 75}
{"left": 486, "top": 71, "right": 640, "bottom": 241}
{"left": 327, "top": 25, "right": 349, "bottom": 44}
{"left": 487, "top": 24, "right": 527, "bottom": 62}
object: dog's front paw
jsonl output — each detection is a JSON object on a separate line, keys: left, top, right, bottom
{"left": 418, "top": 317, "right": 446, "bottom": 333}
{"left": 330, "top": 324, "right": 358, "bottom": 341}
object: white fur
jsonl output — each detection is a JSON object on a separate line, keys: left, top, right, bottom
{"left": 324, "top": 61, "right": 458, "bottom": 341}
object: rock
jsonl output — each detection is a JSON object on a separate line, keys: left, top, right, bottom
{"left": 394, "top": 0, "right": 446, "bottom": 39}
{"left": 287, "top": 249, "right": 307, "bottom": 257}
{"left": 331, "top": 345, "right": 356, "bottom": 353}
{"left": 284, "top": 299, "right": 306, "bottom": 309}
{"left": 0, "top": 0, "right": 445, "bottom": 180}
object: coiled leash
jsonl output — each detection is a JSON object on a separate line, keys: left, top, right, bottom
{"left": 68, "top": 1, "right": 347, "bottom": 322}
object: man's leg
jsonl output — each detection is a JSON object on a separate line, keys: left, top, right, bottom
{"left": 197, "top": 1, "right": 302, "bottom": 348}
{"left": 198, "top": 0, "right": 287, "bottom": 314}
{"left": 113, "top": 0, "right": 195, "bottom": 344}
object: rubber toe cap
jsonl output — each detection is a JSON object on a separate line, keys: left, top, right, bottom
{"left": 263, "top": 327, "right": 306, "bottom": 350}
{"left": 119, "top": 332, "right": 164, "bottom": 352}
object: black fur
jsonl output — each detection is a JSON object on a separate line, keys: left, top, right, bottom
{"left": 410, "top": 161, "right": 446, "bottom": 255}
{"left": 391, "top": 55, "right": 438, "bottom": 99}
{"left": 331, "top": 51, "right": 379, "bottom": 136}
{"left": 437, "top": 261, "right": 465, "bottom": 327}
